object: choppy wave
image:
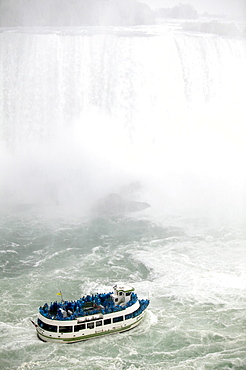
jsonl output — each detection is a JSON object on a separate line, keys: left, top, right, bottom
{"left": 0, "top": 213, "right": 246, "bottom": 369}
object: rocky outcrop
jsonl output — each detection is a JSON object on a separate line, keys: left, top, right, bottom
{"left": 94, "top": 193, "right": 150, "bottom": 216}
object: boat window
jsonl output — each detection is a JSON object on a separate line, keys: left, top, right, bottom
{"left": 96, "top": 320, "right": 102, "bottom": 327}
{"left": 125, "top": 313, "right": 132, "bottom": 320}
{"left": 104, "top": 318, "right": 111, "bottom": 325}
{"left": 87, "top": 322, "right": 94, "bottom": 329}
{"left": 59, "top": 326, "right": 73, "bottom": 333}
{"left": 113, "top": 316, "right": 123, "bottom": 323}
{"left": 74, "top": 324, "right": 85, "bottom": 332}
{"left": 115, "top": 298, "right": 118, "bottom": 302}
{"left": 126, "top": 292, "right": 131, "bottom": 296}
{"left": 38, "top": 319, "right": 57, "bottom": 332}
{"left": 119, "top": 292, "right": 123, "bottom": 296}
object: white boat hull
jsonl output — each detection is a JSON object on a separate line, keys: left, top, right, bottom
{"left": 36, "top": 310, "right": 146, "bottom": 343}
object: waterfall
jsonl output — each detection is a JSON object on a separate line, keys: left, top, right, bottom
{"left": 1, "top": 26, "right": 246, "bottom": 218}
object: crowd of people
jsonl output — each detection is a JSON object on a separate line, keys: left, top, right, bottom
{"left": 39, "top": 292, "right": 140, "bottom": 320}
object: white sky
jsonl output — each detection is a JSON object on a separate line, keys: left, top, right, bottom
{"left": 142, "top": 0, "right": 246, "bottom": 18}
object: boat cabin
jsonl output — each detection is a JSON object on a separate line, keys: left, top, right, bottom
{"left": 112, "top": 284, "right": 134, "bottom": 306}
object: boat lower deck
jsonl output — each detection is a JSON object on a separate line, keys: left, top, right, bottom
{"left": 36, "top": 312, "right": 145, "bottom": 343}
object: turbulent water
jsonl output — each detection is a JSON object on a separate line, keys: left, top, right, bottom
{"left": 0, "top": 22, "right": 246, "bottom": 369}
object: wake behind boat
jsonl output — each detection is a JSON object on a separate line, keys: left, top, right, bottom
{"left": 34, "top": 284, "right": 149, "bottom": 343}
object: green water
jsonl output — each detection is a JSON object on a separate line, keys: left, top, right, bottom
{"left": 0, "top": 211, "right": 245, "bottom": 369}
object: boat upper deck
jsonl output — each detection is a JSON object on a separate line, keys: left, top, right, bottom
{"left": 39, "top": 291, "right": 141, "bottom": 321}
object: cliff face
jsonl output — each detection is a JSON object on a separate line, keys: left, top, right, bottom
{"left": 0, "top": 0, "right": 155, "bottom": 27}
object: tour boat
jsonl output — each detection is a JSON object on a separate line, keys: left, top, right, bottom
{"left": 33, "top": 284, "right": 149, "bottom": 343}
